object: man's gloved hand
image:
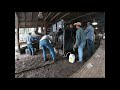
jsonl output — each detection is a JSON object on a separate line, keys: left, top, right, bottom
{"left": 73, "top": 44, "right": 77, "bottom": 49}
{"left": 73, "top": 47, "right": 75, "bottom": 52}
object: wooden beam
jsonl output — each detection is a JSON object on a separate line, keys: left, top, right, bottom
{"left": 63, "top": 28, "right": 65, "bottom": 55}
{"left": 64, "top": 12, "right": 71, "bottom": 22}
{"left": 25, "top": 12, "right": 26, "bottom": 28}
{"left": 41, "top": 24, "right": 43, "bottom": 33}
{"left": 15, "top": 12, "right": 20, "bottom": 54}
{"left": 32, "top": 12, "right": 33, "bottom": 27}
{"left": 44, "top": 21, "right": 47, "bottom": 34}
{"left": 55, "top": 12, "right": 70, "bottom": 22}
{"left": 44, "top": 12, "right": 51, "bottom": 21}
{"left": 50, "top": 12, "right": 61, "bottom": 21}
{"left": 67, "top": 12, "right": 96, "bottom": 23}
{"left": 19, "top": 21, "right": 42, "bottom": 23}
{"left": 59, "top": 12, "right": 69, "bottom": 20}
{"left": 15, "top": 13, "right": 18, "bottom": 28}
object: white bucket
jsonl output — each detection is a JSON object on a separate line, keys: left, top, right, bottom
{"left": 69, "top": 53, "right": 75, "bottom": 63}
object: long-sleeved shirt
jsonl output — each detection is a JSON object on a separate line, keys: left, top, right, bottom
{"left": 39, "top": 35, "right": 53, "bottom": 48}
{"left": 75, "top": 27, "right": 86, "bottom": 46}
{"left": 40, "top": 35, "right": 52, "bottom": 42}
{"left": 85, "top": 25, "right": 94, "bottom": 41}
{"left": 26, "top": 35, "right": 33, "bottom": 44}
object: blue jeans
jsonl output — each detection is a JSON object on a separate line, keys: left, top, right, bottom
{"left": 78, "top": 41, "right": 86, "bottom": 62}
{"left": 27, "top": 44, "right": 34, "bottom": 56}
{"left": 87, "top": 39, "right": 94, "bottom": 57}
{"left": 40, "top": 39, "right": 56, "bottom": 61}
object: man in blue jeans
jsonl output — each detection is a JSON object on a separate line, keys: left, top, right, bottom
{"left": 26, "top": 33, "right": 34, "bottom": 59}
{"left": 73, "top": 22, "right": 86, "bottom": 63}
{"left": 85, "top": 22, "right": 94, "bottom": 58}
{"left": 39, "top": 35, "right": 56, "bottom": 62}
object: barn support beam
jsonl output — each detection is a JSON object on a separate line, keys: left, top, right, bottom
{"left": 44, "top": 21, "right": 47, "bottom": 34}
{"left": 16, "top": 12, "right": 20, "bottom": 54}
{"left": 44, "top": 12, "right": 51, "bottom": 21}
{"left": 59, "top": 12, "right": 70, "bottom": 20}
{"left": 50, "top": 12, "right": 61, "bottom": 21}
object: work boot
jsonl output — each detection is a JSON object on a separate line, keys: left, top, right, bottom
{"left": 42, "top": 60, "right": 46, "bottom": 63}
{"left": 77, "top": 60, "right": 83, "bottom": 63}
{"left": 51, "top": 60, "right": 55, "bottom": 63}
{"left": 52, "top": 58, "right": 57, "bottom": 63}
{"left": 31, "top": 56, "right": 33, "bottom": 59}
{"left": 41, "top": 58, "right": 48, "bottom": 63}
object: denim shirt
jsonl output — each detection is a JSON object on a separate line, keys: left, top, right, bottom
{"left": 26, "top": 35, "right": 33, "bottom": 44}
{"left": 40, "top": 35, "right": 53, "bottom": 43}
{"left": 85, "top": 25, "right": 94, "bottom": 41}
{"left": 39, "top": 35, "right": 53, "bottom": 47}
{"left": 75, "top": 27, "right": 86, "bottom": 46}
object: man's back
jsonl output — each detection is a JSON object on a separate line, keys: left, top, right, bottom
{"left": 26, "top": 35, "right": 33, "bottom": 44}
{"left": 85, "top": 25, "right": 94, "bottom": 41}
{"left": 76, "top": 27, "right": 86, "bottom": 45}
{"left": 40, "top": 35, "right": 52, "bottom": 41}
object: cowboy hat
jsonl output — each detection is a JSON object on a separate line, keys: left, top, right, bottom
{"left": 74, "top": 22, "right": 82, "bottom": 26}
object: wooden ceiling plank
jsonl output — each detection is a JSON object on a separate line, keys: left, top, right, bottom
{"left": 50, "top": 12, "right": 61, "bottom": 21}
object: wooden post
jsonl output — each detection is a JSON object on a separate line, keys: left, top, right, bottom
{"left": 62, "top": 20, "right": 65, "bottom": 56}
{"left": 36, "top": 18, "right": 38, "bottom": 33}
{"left": 16, "top": 17, "right": 20, "bottom": 54}
{"left": 63, "top": 28, "right": 65, "bottom": 55}
{"left": 44, "top": 21, "right": 47, "bottom": 34}
{"left": 41, "top": 25, "right": 43, "bottom": 33}
{"left": 55, "top": 23, "right": 57, "bottom": 43}
{"left": 40, "top": 19, "right": 43, "bottom": 34}
{"left": 50, "top": 12, "right": 61, "bottom": 21}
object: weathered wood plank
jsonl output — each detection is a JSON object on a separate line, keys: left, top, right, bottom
{"left": 70, "top": 40, "right": 105, "bottom": 78}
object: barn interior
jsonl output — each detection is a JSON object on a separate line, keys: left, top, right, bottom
{"left": 15, "top": 12, "right": 105, "bottom": 78}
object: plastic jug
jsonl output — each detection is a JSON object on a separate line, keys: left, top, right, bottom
{"left": 69, "top": 53, "right": 75, "bottom": 63}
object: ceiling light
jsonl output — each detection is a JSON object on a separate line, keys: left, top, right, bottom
{"left": 95, "top": 27, "right": 98, "bottom": 29}
{"left": 92, "top": 20, "right": 98, "bottom": 25}
{"left": 38, "top": 12, "right": 43, "bottom": 18}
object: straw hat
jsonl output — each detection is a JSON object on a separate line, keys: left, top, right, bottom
{"left": 74, "top": 22, "right": 82, "bottom": 26}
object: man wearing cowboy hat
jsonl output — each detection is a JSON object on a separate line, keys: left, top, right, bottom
{"left": 73, "top": 22, "right": 86, "bottom": 63}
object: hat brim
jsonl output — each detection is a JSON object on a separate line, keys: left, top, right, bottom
{"left": 73, "top": 23, "right": 77, "bottom": 25}
{"left": 74, "top": 22, "right": 81, "bottom": 26}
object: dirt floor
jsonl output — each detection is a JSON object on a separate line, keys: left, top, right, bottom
{"left": 15, "top": 37, "right": 100, "bottom": 78}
